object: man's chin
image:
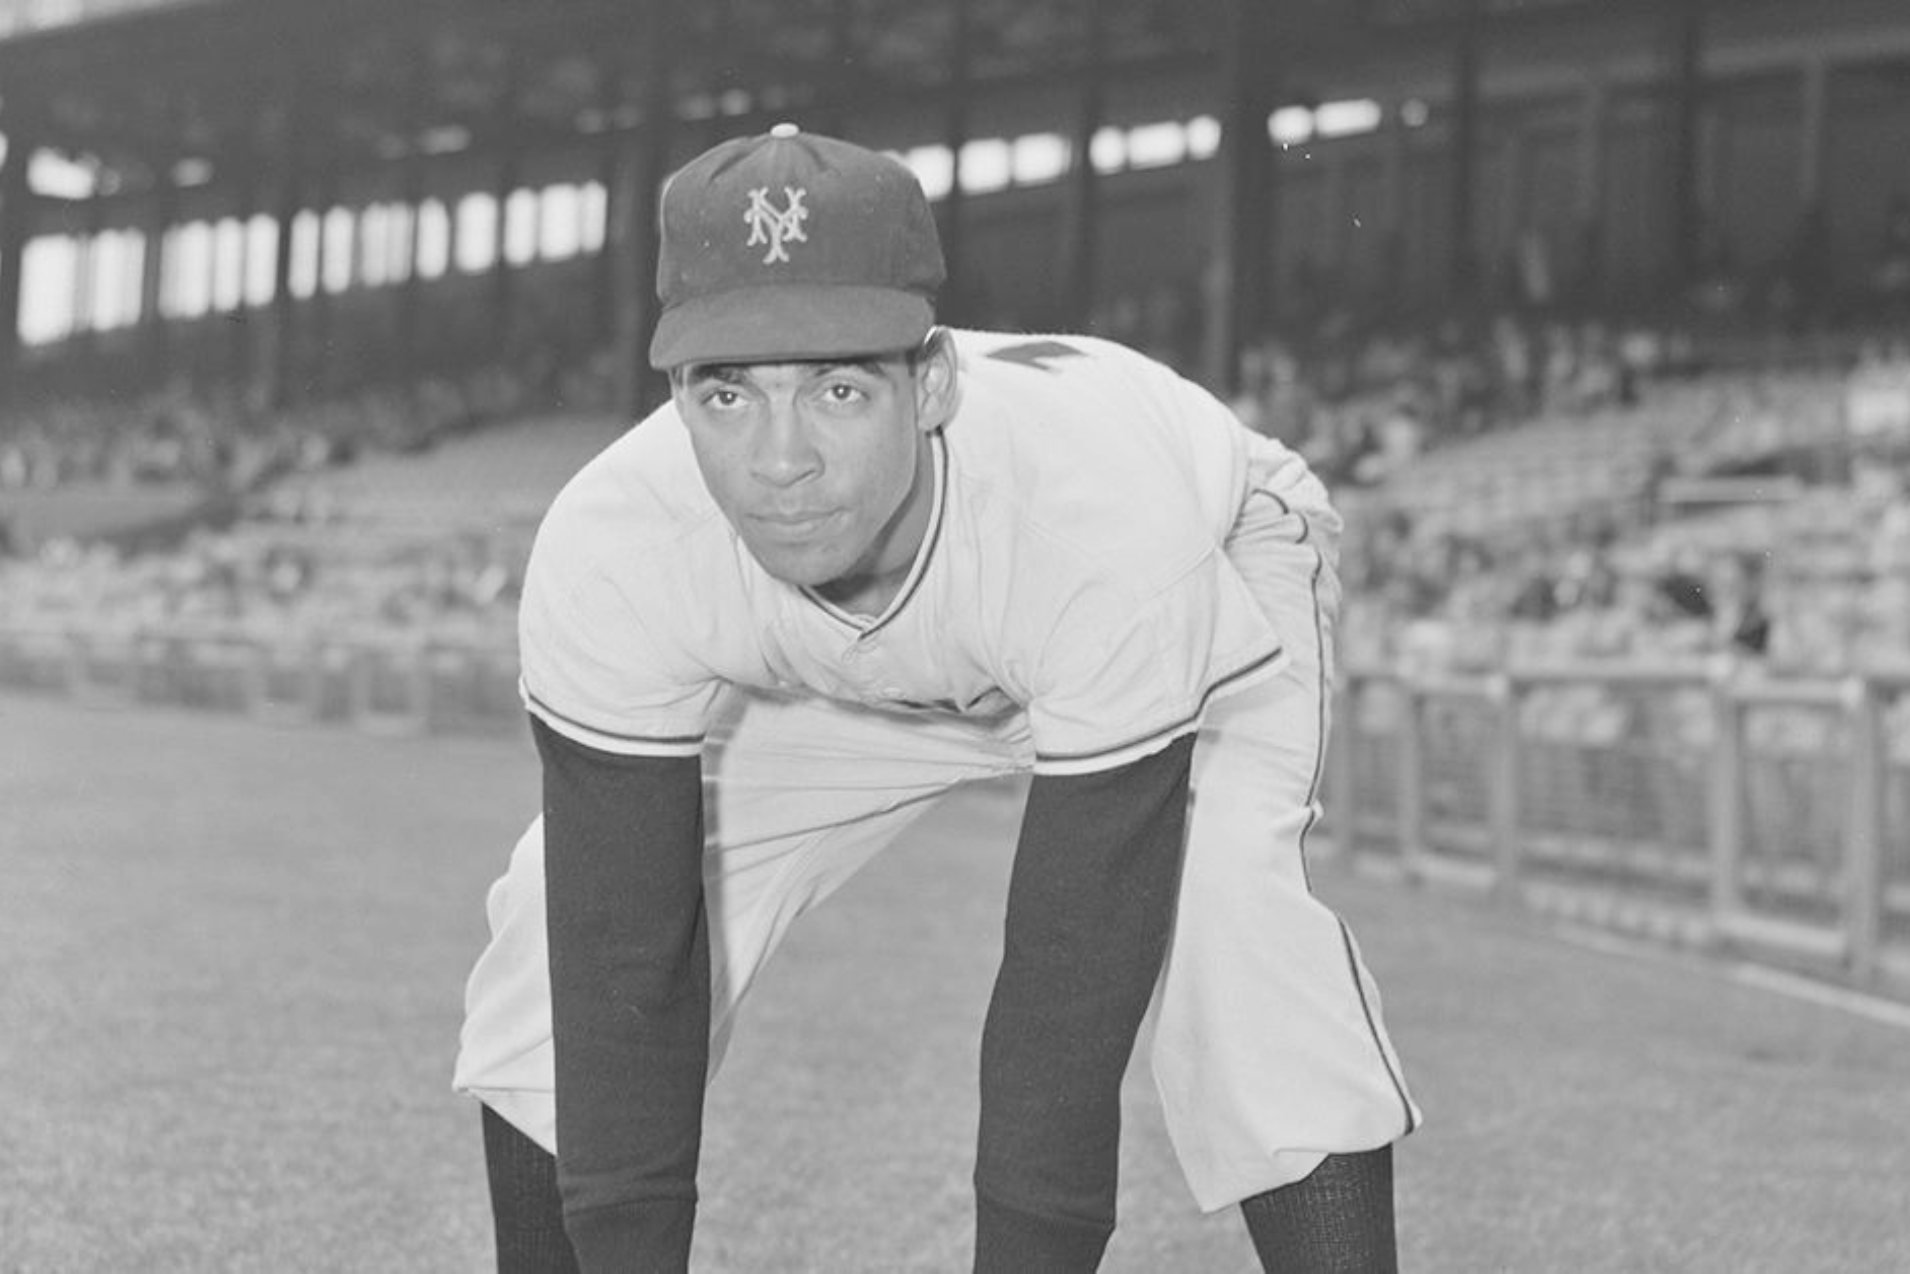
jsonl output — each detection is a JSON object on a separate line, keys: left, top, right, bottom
{"left": 744, "top": 541, "right": 848, "bottom": 591}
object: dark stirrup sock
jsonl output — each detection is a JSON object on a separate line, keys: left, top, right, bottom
{"left": 1238, "top": 1146, "right": 1399, "bottom": 1274}
{"left": 481, "top": 1104, "right": 582, "bottom": 1274}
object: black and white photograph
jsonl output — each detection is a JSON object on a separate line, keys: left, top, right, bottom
{"left": 2, "top": 1, "right": 1907, "bottom": 1270}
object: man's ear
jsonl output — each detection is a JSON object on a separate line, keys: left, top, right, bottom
{"left": 913, "top": 327, "right": 960, "bottom": 432}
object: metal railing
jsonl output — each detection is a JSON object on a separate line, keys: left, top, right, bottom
{"left": 1328, "top": 661, "right": 1910, "bottom": 992}
{"left": 0, "top": 624, "right": 523, "bottom": 737}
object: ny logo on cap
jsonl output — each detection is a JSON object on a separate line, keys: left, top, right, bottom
{"left": 744, "top": 186, "right": 809, "bottom": 264}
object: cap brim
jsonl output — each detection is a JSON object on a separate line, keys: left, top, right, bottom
{"left": 649, "top": 285, "right": 935, "bottom": 370}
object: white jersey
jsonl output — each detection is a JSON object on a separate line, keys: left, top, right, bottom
{"left": 519, "top": 329, "right": 1311, "bottom": 777}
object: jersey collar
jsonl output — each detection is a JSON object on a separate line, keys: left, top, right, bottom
{"left": 800, "top": 426, "right": 948, "bottom": 636}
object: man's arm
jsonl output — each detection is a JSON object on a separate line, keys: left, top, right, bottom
{"left": 533, "top": 716, "right": 708, "bottom": 1272}
{"left": 972, "top": 734, "right": 1196, "bottom": 1272}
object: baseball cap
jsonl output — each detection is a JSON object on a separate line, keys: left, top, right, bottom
{"left": 648, "top": 123, "right": 947, "bottom": 369}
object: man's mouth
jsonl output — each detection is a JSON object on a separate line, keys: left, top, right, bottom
{"left": 753, "top": 509, "right": 839, "bottom": 537}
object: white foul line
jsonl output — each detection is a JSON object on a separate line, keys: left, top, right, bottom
{"left": 1728, "top": 963, "right": 1910, "bottom": 1032}
{"left": 1551, "top": 923, "right": 1910, "bottom": 1032}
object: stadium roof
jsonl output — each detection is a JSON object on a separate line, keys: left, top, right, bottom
{"left": 0, "top": 0, "right": 1237, "bottom": 188}
{"left": 0, "top": 0, "right": 1699, "bottom": 198}
{"left": 0, "top": 0, "right": 197, "bottom": 42}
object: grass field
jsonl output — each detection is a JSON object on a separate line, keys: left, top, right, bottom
{"left": 4, "top": 692, "right": 1908, "bottom": 1273}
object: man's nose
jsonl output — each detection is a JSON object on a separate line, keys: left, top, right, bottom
{"left": 751, "top": 403, "right": 823, "bottom": 486}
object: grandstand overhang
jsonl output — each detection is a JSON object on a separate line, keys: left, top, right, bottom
{"left": 2, "top": 0, "right": 1905, "bottom": 411}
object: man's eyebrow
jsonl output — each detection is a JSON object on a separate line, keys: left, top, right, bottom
{"left": 683, "top": 363, "right": 751, "bottom": 385}
{"left": 684, "top": 356, "right": 894, "bottom": 384}
{"left": 810, "top": 357, "right": 889, "bottom": 375}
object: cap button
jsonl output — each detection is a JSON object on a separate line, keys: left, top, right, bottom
{"left": 769, "top": 122, "right": 800, "bottom": 139}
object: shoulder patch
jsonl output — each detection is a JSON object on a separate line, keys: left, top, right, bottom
{"left": 986, "top": 339, "right": 1087, "bottom": 372}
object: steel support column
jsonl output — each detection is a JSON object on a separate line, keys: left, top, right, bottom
{"left": 1448, "top": 0, "right": 1483, "bottom": 300}
{"left": 1797, "top": 55, "right": 1828, "bottom": 214}
{"left": 262, "top": 48, "right": 310, "bottom": 410}
{"left": 1202, "top": 0, "right": 1277, "bottom": 395}
{"left": 937, "top": 0, "right": 972, "bottom": 324}
{"left": 1061, "top": 0, "right": 1107, "bottom": 331}
{"left": 0, "top": 120, "right": 35, "bottom": 388}
{"left": 1669, "top": 0, "right": 1707, "bottom": 291}
{"left": 397, "top": 38, "right": 430, "bottom": 378}
{"left": 227, "top": 168, "right": 259, "bottom": 384}
{"left": 489, "top": 51, "right": 524, "bottom": 361}
{"left": 1573, "top": 75, "right": 1610, "bottom": 309}
{"left": 608, "top": 0, "right": 674, "bottom": 419}
{"left": 71, "top": 193, "right": 101, "bottom": 352}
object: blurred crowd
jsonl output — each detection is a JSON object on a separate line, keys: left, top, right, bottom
{"left": 0, "top": 376, "right": 462, "bottom": 498}
{"left": 1338, "top": 466, "right": 1910, "bottom": 679}
{"left": 1229, "top": 309, "right": 1695, "bottom": 493}
{"left": 1192, "top": 291, "right": 1910, "bottom": 684}
{"left": 0, "top": 340, "right": 621, "bottom": 501}
{"left": 0, "top": 346, "right": 622, "bottom": 658}
{"left": 2, "top": 522, "right": 526, "bottom": 652}
{"left": 3, "top": 310, "right": 1908, "bottom": 720}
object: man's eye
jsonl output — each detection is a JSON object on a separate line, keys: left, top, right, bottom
{"left": 821, "top": 382, "right": 867, "bottom": 404}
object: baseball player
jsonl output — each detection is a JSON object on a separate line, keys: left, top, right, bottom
{"left": 454, "top": 123, "right": 1419, "bottom": 1272}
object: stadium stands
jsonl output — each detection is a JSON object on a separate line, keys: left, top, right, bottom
{"left": 258, "top": 411, "right": 628, "bottom": 533}
{"left": 1289, "top": 323, "right": 1910, "bottom": 990}
{"left": 0, "top": 377, "right": 630, "bottom": 732}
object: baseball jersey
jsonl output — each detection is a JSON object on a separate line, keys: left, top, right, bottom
{"left": 518, "top": 328, "right": 1292, "bottom": 775}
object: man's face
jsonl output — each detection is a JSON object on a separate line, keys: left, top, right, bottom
{"left": 673, "top": 353, "right": 933, "bottom": 597}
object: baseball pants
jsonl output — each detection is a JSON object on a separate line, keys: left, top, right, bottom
{"left": 453, "top": 457, "right": 1420, "bottom": 1214}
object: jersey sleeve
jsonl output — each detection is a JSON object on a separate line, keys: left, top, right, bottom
{"left": 535, "top": 719, "right": 707, "bottom": 1268}
{"left": 1025, "top": 548, "right": 1286, "bottom": 777}
{"left": 517, "top": 553, "right": 721, "bottom": 758}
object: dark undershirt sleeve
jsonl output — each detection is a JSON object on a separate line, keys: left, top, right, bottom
{"left": 532, "top": 716, "right": 708, "bottom": 1273}
{"left": 973, "top": 734, "right": 1196, "bottom": 1272}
